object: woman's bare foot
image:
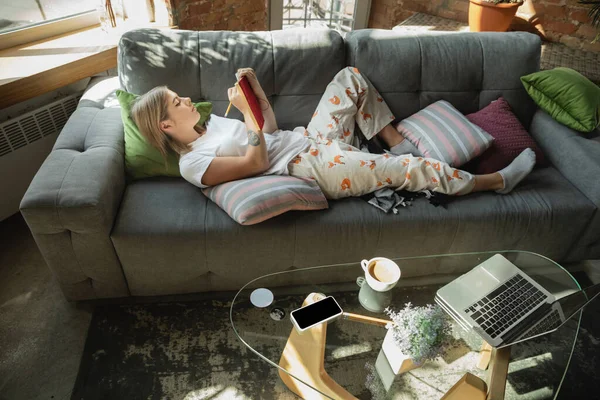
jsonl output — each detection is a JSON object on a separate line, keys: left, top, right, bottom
{"left": 472, "top": 173, "right": 504, "bottom": 193}
{"left": 377, "top": 124, "right": 404, "bottom": 147}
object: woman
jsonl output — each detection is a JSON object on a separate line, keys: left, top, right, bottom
{"left": 131, "top": 67, "right": 535, "bottom": 200}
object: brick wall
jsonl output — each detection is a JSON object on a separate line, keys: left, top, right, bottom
{"left": 170, "top": 0, "right": 268, "bottom": 31}
{"left": 368, "top": 0, "right": 600, "bottom": 51}
{"left": 167, "top": 0, "right": 597, "bottom": 51}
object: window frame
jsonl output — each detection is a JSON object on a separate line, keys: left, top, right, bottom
{"left": 0, "top": 10, "right": 100, "bottom": 51}
{"left": 269, "top": 0, "right": 371, "bottom": 30}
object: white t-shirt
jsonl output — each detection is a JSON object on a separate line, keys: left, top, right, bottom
{"left": 179, "top": 114, "right": 311, "bottom": 188}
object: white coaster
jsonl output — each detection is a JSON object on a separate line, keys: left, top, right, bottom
{"left": 250, "top": 288, "right": 274, "bottom": 308}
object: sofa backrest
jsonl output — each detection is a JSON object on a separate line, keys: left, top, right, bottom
{"left": 118, "top": 28, "right": 346, "bottom": 129}
{"left": 345, "top": 30, "right": 541, "bottom": 128}
{"left": 118, "top": 28, "right": 541, "bottom": 130}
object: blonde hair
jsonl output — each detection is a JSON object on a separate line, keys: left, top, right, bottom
{"left": 131, "top": 86, "right": 206, "bottom": 161}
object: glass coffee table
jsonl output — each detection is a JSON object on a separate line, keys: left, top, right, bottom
{"left": 230, "top": 251, "right": 582, "bottom": 399}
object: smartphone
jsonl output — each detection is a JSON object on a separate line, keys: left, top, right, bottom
{"left": 290, "top": 296, "right": 343, "bottom": 332}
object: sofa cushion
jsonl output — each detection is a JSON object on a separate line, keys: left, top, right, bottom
{"left": 345, "top": 31, "right": 541, "bottom": 129}
{"left": 110, "top": 179, "right": 385, "bottom": 295}
{"left": 396, "top": 100, "right": 494, "bottom": 167}
{"left": 118, "top": 28, "right": 346, "bottom": 131}
{"left": 202, "top": 175, "right": 328, "bottom": 225}
{"left": 118, "top": 29, "right": 203, "bottom": 101}
{"left": 111, "top": 177, "right": 298, "bottom": 296}
{"left": 521, "top": 67, "right": 600, "bottom": 133}
{"left": 375, "top": 167, "right": 595, "bottom": 265}
{"left": 466, "top": 97, "right": 546, "bottom": 174}
{"left": 111, "top": 166, "right": 595, "bottom": 296}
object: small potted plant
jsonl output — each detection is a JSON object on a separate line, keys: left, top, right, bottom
{"left": 381, "top": 303, "right": 452, "bottom": 374}
{"left": 468, "top": 0, "right": 524, "bottom": 32}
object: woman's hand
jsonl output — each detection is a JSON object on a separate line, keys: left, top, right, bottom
{"left": 236, "top": 67, "right": 279, "bottom": 133}
{"left": 237, "top": 68, "right": 266, "bottom": 98}
{"left": 227, "top": 84, "right": 249, "bottom": 114}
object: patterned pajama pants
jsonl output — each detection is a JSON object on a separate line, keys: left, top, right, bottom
{"left": 287, "top": 67, "right": 476, "bottom": 200}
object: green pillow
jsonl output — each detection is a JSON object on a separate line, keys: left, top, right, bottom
{"left": 521, "top": 67, "right": 600, "bottom": 133}
{"left": 115, "top": 89, "right": 212, "bottom": 179}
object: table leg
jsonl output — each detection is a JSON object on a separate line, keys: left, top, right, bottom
{"left": 441, "top": 372, "right": 487, "bottom": 400}
{"left": 485, "top": 346, "right": 511, "bottom": 400}
{"left": 477, "top": 342, "right": 493, "bottom": 370}
{"left": 278, "top": 293, "right": 357, "bottom": 400}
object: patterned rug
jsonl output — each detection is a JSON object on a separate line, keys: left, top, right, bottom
{"left": 70, "top": 285, "right": 598, "bottom": 399}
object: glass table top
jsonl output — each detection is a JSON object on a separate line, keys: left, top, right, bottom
{"left": 230, "top": 251, "right": 583, "bottom": 399}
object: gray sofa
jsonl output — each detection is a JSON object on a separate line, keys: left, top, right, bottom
{"left": 20, "top": 28, "right": 600, "bottom": 301}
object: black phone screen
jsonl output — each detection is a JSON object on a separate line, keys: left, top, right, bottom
{"left": 291, "top": 296, "right": 342, "bottom": 329}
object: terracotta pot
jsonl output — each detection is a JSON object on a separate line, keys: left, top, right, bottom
{"left": 468, "top": 0, "right": 523, "bottom": 32}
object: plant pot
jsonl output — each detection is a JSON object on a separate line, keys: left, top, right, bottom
{"left": 381, "top": 329, "right": 420, "bottom": 375}
{"left": 468, "top": 0, "right": 523, "bottom": 32}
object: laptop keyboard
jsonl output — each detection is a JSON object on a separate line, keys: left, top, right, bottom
{"left": 464, "top": 274, "right": 546, "bottom": 338}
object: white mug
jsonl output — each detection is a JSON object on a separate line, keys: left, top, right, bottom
{"left": 360, "top": 257, "right": 401, "bottom": 292}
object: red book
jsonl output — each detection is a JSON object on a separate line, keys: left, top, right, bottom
{"left": 236, "top": 75, "right": 265, "bottom": 131}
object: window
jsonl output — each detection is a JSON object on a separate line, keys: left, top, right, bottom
{"left": 0, "top": 0, "right": 99, "bottom": 50}
{"left": 0, "top": 0, "right": 97, "bottom": 34}
{"left": 270, "top": 0, "right": 371, "bottom": 33}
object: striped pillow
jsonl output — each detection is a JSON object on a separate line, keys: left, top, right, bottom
{"left": 396, "top": 100, "right": 494, "bottom": 167}
{"left": 202, "top": 175, "right": 328, "bottom": 225}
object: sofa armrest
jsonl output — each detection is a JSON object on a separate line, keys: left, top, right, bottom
{"left": 20, "top": 107, "right": 130, "bottom": 300}
{"left": 78, "top": 76, "right": 121, "bottom": 109}
{"left": 530, "top": 109, "right": 600, "bottom": 205}
{"left": 530, "top": 108, "right": 600, "bottom": 259}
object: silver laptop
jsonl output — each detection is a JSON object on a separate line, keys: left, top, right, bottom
{"left": 435, "top": 254, "right": 556, "bottom": 347}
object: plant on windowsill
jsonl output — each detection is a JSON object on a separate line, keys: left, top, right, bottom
{"left": 578, "top": 0, "right": 600, "bottom": 42}
{"left": 468, "top": 0, "right": 524, "bottom": 32}
{"left": 381, "top": 303, "right": 452, "bottom": 375}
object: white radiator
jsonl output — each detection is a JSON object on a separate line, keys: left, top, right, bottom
{"left": 0, "top": 93, "right": 82, "bottom": 222}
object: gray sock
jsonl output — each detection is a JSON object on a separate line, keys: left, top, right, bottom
{"left": 496, "top": 148, "right": 536, "bottom": 194}
{"left": 390, "top": 138, "right": 423, "bottom": 157}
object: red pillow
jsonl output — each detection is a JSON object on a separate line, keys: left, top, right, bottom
{"left": 466, "top": 97, "right": 546, "bottom": 174}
